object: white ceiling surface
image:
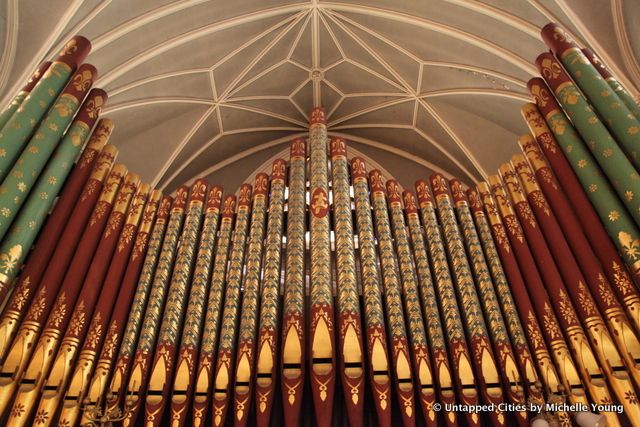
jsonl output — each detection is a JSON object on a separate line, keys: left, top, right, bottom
{"left": 1, "top": 1, "right": 638, "bottom": 193}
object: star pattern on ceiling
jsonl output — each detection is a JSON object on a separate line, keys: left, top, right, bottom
{"left": 1, "top": 0, "right": 638, "bottom": 193}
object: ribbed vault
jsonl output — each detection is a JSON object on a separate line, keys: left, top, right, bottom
{"left": 1, "top": 0, "right": 638, "bottom": 192}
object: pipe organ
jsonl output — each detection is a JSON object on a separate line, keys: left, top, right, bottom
{"left": 0, "top": 21, "right": 639, "bottom": 427}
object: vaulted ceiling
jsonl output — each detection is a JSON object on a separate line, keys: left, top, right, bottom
{"left": 1, "top": 0, "right": 638, "bottom": 193}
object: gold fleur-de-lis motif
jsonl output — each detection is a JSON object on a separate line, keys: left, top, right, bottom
{"left": 311, "top": 189, "right": 329, "bottom": 215}
{"left": 430, "top": 174, "right": 447, "bottom": 193}
{"left": 415, "top": 181, "right": 430, "bottom": 202}
{"left": 192, "top": 180, "right": 207, "bottom": 200}
{"left": 552, "top": 25, "right": 573, "bottom": 43}
{"left": 619, "top": 231, "right": 640, "bottom": 261}
{"left": 589, "top": 52, "right": 604, "bottom": 68}
{"left": 28, "top": 68, "right": 42, "bottom": 85}
{"left": 208, "top": 186, "right": 223, "bottom": 207}
{"left": 310, "top": 107, "right": 326, "bottom": 124}
{"left": 291, "top": 138, "right": 306, "bottom": 157}
{"left": 540, "top": 57, "right": 563, "bottom": 81}
{"left": 530, "top": 83, "right": 551, "bottom": 108}
{"left": 0, "top": 244, "right": 21, "bottom": 274}
{"left": 222, "top": 196, "right": 236, "bottom": 215}
{"left": 60, "top": 39, "right": 78, "bottom": 56}
{"left": 175, "top": 186, "right": 189, "bottom": 207}
{"left": 450, "top": 180, "right": 465, "bottom": 200}
{"left": 330, "top": 137, "right": 346, "bottom": 153}
{"left": 72, "top": 69, "right": 94, "bottom": 91}
{"left": 239, "top": 185, "right": 252, "bottom": 205}
{"left": 85, "top": 96, "right": 104, "bottom": 119}
{"left": 351, "top": 158, "right": 366, "bottom": 176}
{"left": 402, "top": 192, "right": 417, "bottom": 211}
{"left": 158, "top": 197, "right": 172, "bottom": 217}
{"left": 467, "top": 189, "right": 482, "bottom": 210}
{"left": 386, "top": 180, "right": 400, "bottom": 200}
{"left": 272, "top": 159, "right": 286, "bottom": 179}
{"left": 255, "top": 174, "right": 268, "bottom": 193}
{"left": 370, "top": 171, "right": 384, "bottom": 189}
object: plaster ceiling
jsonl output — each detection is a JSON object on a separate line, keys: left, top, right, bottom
{"left": 1, "top": 0, "right": 638, "bottom": 193}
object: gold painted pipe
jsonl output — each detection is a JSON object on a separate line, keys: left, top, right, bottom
{"left": 370, "top": 170, "right": 415, "bottom": 427}
{"left": 254, "top": 160, "right": 286, "bottom": 427}
{"left": 280, "top": 139, "right": 306, "bottom": 427}
{"left": 415, "top": 179, "right": 481, "bottom": 427}
{"left": 386, "top": 180, "right": 437, "bottom": 426}
{"left": 330, "top": 139, "right": 365, "bottom": 427}
{"left": 492, "top": 171, "right": 621, "bottom": 427}
{"left": 509, "top": 156, "right": 640, "bottom": 423}
{"left": 351, "top": 157, "right": 392, "bottom": 427}
{"left": 307, "top": 108, "right": 336, "bottom": 427}
{"left": 211, "top": 183, "right": 253, "bottom": 427}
